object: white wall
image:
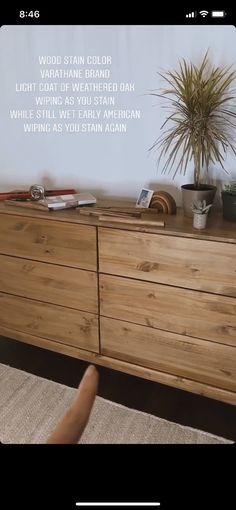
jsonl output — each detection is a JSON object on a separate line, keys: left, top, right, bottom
{"left": 0, "top": 25, "right": 236, "bottom": 204}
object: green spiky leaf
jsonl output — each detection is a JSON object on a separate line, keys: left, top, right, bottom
{"left": 150, "top": 52, "right": 236, "bottom": 188}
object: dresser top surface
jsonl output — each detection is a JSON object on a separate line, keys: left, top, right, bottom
{"left": 0, "top": 199, "right": 235, "bottom": 244}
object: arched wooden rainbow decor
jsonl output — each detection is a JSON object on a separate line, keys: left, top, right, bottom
{"left": 150, "top": 191, "right": 177, "bottom": 214}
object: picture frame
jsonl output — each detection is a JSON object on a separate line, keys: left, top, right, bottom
{"left": 136, "top": 188, "right": 154, "bottom": 208}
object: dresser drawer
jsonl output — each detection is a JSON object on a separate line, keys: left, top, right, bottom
{"left": 99, "top": 228, "right": 236, "bottom": 296}
{"left": 100, "top": 274, "right": 236, "bottom": 347}
{"left": 0, "top": 254, "right": 98, "bottom": 313}
{"left": 101, "top": 317, "right": 236, "bottom": 392}
{"left": 0, "top": 292, "right": 99, "bottom": 352}
{"left": 0, "top": 214, "right": 97, "bottom": 270}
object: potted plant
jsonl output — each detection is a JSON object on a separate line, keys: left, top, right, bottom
{"left": 150, "top": 52, "right": 236, "bottom": 216}
{"left": 221, "top": 181, "right": 236, "bottom": 221}
{"left": 192, "top": 200, "right": 212, "bottom": 229}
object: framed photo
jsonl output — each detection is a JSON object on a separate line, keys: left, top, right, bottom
{"left": 136, "top": 188, "right": 154, "bottom": 208}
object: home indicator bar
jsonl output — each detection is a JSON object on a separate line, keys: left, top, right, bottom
{"left": 75, "top": 504, "right": 161, "bottom": 507}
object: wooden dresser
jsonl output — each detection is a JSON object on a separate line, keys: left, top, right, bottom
{"left": 0, "top": 200, "right": 235, "bottom": 405}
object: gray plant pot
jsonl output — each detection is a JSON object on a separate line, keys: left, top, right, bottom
{"left": 221, "top": 192, "right": 236, "bottom": 221}
{"left": 193, "top": 213, "right": 208, "bottom": 229}
{"left": 181, "top": 184, "right": 217, "bottom": 217}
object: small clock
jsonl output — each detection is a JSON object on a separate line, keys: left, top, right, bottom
{"left": 19, "top": 10, "right": 40, "bottom": 18}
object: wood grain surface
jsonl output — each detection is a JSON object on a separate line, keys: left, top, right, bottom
{"left": 0, "top": 292, "right": 99, "bottom": 352}
{"left": 0, "top": 324, "right": 235, "bottom": 405}
{"left": 99, "top": 228, "right": 236, "bottom": 296}
{"left": 0, "top": 254, "right": 98, "bottom": 313}
{"left": 98, "top": 215, "right": 165, "bottom": 227}
{"left": 100, "top": 274, "right": 236, "bottom": 346}
{"left": 100, "top": 316, "right": 236, "bottom": 392}
{"left": 0, "top": 214, "right": 97, "bottom": 270}
{"left": 0, "top": 205, "right": 236, "bottom": 405}
{"left": 1, "top": 200, "right": 236, "bottom": 243}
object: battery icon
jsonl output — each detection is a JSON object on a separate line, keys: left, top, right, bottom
{"left": 211, "top": 10, "right": 226, "bottom": 17}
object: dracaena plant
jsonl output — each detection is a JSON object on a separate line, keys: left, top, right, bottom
{"left": 150, "top": 52, "right": 236, "bottom": 188}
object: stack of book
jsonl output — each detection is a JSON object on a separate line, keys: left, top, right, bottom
{"left": 42, "top": 192, "right": 96, "bottom": 210}
{"left": 5, "top": 192, "right": 96, "bottom": 211}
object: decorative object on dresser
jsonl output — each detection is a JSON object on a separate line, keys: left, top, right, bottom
{"left": 79, "top": 206, "right": 142, "bottom": 218}
{"left": 149, "top": 51, "right": 236, "bottom": 217}
{"left": 181, "top": 183, "right": 216, "bottom": 219}
{"left": 136, "top": 188, "right": 154, "bottom": 208}
{"left": 0, "top": 200, "right": 235, "bottom": 406}
{"left": 150, "top": 190, "right": 177, "bottom": 214}
{"left": 192, "top": 200, "right": 212, "bottom": 230}
{"left": 78, "top": 204, "right": 165, "bottom": 226}
{"left": 98, "top": 216, "right": 165, "bottom": 227}
{"left": 5, "top": 192, "right": 97, "bottom": 211}
{"left": 0, "top": 185, "right": 76, "bottom": 201}
{"left": 43, "top": 192, "right": 96, "bottom": 210}
{"left": 221, "top": 182, "right": 236, "bottom": 222}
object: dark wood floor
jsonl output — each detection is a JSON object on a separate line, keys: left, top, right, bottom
{"left": 0, "top": 336, "right": 235, "bottom": 441}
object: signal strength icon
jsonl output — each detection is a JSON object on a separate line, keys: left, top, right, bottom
{"left": 186, "top": 11, "right": 196, "bottom": 18}
{"left": 199, "top": 10, "right": 209, "bottom": 17}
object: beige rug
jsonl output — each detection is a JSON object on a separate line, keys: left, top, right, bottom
{"left": 0, "top": 362, "right": 232, "bottom": 444}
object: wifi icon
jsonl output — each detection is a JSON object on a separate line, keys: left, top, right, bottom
{"left": 199, "top": 10, "right": 209, "bottom": 17}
